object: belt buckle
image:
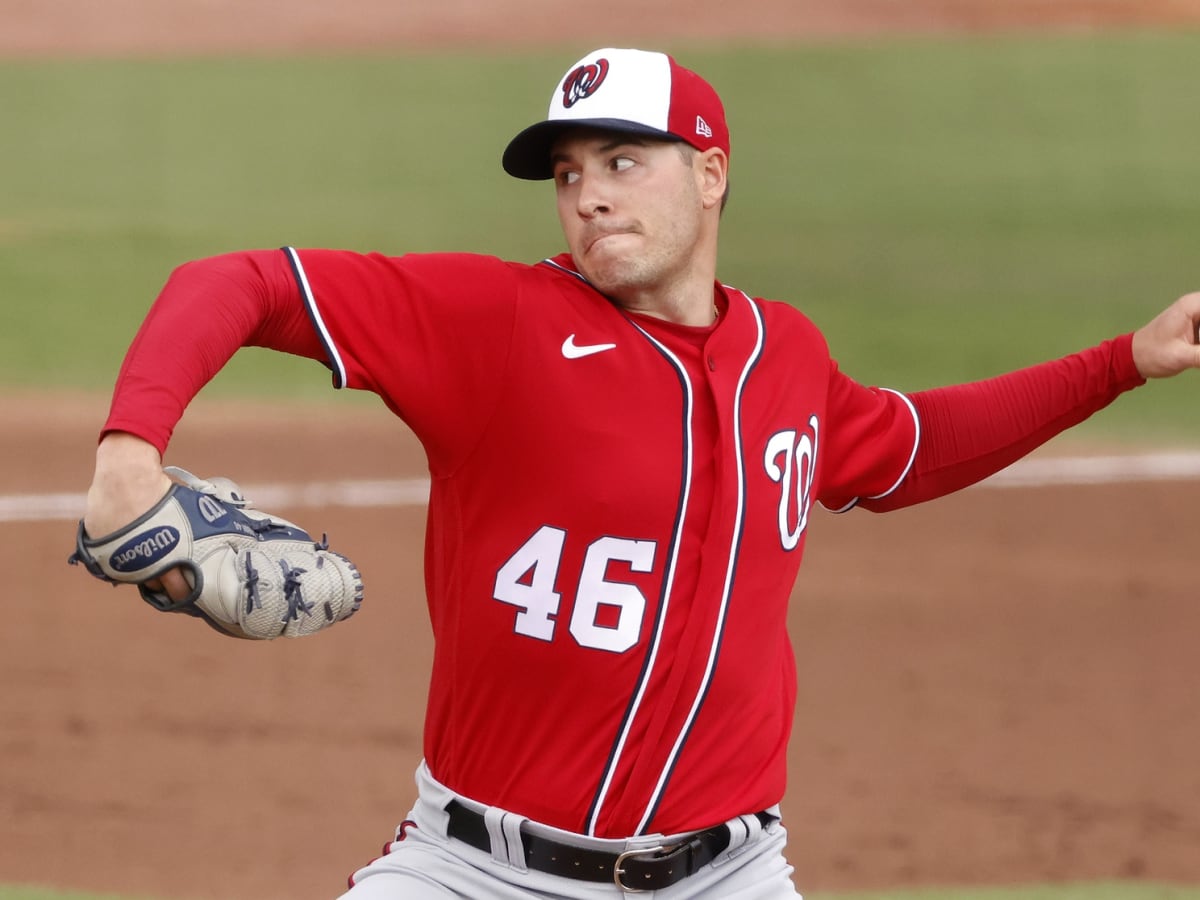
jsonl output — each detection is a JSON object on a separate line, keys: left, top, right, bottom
{"left": 613, "top": 844, "right": 665, "bottom": 893}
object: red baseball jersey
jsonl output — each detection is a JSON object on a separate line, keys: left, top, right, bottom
{"left": 283, "top": 247, "right": 917, "bottom": 837}
{"left": 102, "top": 247, "right": 1142, "bottom": 840}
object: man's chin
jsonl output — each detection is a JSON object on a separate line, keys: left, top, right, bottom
{"left": 577, "top": 254, "right": 642, "bottom": 296}
{"left": 580, "top": 269, "right": 634, "bottom": 300}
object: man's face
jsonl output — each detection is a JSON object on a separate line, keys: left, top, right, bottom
{"left": 550, "top": 130, "right": 708, "bottom": 304}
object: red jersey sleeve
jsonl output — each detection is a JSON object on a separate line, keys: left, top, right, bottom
{"left": 860, "top": 333, "right": 1145, "bottom": 512}
{"left": 817, "top": 365, "right": 920, "bottom": 512}
{"left": 102, "top": 249, "right": 323, "bottom": 453}
{"left": 284, "top": 248, "right": 520, "bottom": 468}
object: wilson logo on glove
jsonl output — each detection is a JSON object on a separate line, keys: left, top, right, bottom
{"left": 69, "top": 466, "right": 364, "bottom": 640}
{"left": 110, "top": 527, "right": 181, "bottom": 572}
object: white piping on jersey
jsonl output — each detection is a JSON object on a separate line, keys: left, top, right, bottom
{"left": 541, "top": 257, "right": 590, "bottom": 285}
{"left": 282, "top": 246, "right": 349, "bottom": 390}
{"left": 868, "top": 389, "right": 921, "bottom": 499}
{"left": 633, "top": 288, "right": 766, "bottom": 835}
{"left": 584, "top": 324, "right": 697, "bottom": 837}
{"left": 824, "top": 386, "right": 921, "bottom": 514}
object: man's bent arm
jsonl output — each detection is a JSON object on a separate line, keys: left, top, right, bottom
{"left": 84, "top": 250, "right": 322, "bottom": 594}
{"left": 101, "top": 249, "right": 322, "bottom": 453}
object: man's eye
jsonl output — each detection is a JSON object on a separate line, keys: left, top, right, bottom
{"left": 612, "top": 157, "right": 635, "bottom": 172}
{"left": 557, "top": 170, "right": 580, "bottom": 186}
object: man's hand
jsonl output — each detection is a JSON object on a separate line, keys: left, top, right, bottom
{"left": 73, "top": 455, "right": 365, "bottom": 639}
{"left": 84, "top": 432, "right": 191, "bottom": 601}
{"left": 1132, "top": 292, "right": 1200, "bottom": 379}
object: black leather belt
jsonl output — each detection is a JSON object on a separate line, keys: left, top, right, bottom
{"left": 445, "top": 799, "right": 776, "bottom": 892}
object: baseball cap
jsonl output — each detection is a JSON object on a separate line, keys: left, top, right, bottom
{"left": 502, "top": 48, "right": 730, "bottom": 181}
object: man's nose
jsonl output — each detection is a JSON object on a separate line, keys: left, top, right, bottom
{"left": 576, "top": 173, "right": 612, "bottom": 218}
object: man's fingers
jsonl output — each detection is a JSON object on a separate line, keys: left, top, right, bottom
{"left": 145, "top": 567, "right": 193, "bottom": 602}
{"left": 1132, "top": 292, "right": 1200, "bottom": 379}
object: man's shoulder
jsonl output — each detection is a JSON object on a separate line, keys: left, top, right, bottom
{"left": 724, "top": 285, "right": 826, "bottom": 334}
{"left": 399, "top": 250, "right": 606, "bottom": 308}
{"left": 348, "top": 250, "right": 571, "bottom": 294}
{"left": 513, "top": 254, "right": 614, "bottom": 305}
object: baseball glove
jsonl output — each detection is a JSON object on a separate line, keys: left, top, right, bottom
{"left": 69, "top": 466, "right": 364, "bottom": 640}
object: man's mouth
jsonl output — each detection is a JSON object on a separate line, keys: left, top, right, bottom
{"left": 585, "top": 229, "right": 635, "bottom": 253}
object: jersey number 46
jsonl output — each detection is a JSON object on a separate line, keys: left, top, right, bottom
{"left": 493, "top": 526, "right": 656, "bottom": 654}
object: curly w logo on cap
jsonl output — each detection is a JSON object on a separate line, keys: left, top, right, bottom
{"left": 561, "top": 59, "right": 609, "bottom": 108}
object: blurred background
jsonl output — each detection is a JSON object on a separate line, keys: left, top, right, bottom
{"left": 2, "top": 2, "right": 1200, "bottom": 899}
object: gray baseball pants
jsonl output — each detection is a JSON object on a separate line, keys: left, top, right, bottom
{"left": 339, "top": 761, "right": 802, "bottom": 899}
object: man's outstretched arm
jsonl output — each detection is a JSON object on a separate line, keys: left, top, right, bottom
{"left": 861, "top": 291, "right": 1200, "bottom": 512}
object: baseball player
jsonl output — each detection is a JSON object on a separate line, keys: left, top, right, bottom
{"left": 78, "top": 48, "right": 1200, "bottom": 898}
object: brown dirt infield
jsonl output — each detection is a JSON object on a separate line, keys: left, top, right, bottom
{"left": 4, "top": 3, "right": 1200, "bottom": 899}
{"left": 6, "top": 392, "right": 1200, "bottom": 899}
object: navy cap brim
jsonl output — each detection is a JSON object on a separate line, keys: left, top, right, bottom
{"left": 502, "top": 118, "right": 684, "bottom": 180}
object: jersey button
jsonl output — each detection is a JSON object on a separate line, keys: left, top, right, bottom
{"left": 707, "top": 354, "right": 716, "bottom": 372}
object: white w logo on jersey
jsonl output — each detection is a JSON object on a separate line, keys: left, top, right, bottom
{"left": 763, "top": 416, "right": 819, "bottom": 551}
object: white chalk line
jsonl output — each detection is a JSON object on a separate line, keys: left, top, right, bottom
{"left": 6, "top": 453, "right": 1200, "bottom": 524}
{"left": 2, "top": 478, "right": 432, "bottom": 525}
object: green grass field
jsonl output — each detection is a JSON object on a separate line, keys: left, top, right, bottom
{"left": 3, "top": 32, "right": 1200, "bottom": 442}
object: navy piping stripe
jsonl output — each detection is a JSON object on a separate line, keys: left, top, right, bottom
{"left": 584, "top": 320, "right": 694, "bottom": 838}
{"left": 634, "top": 289, "right": 766, "bottom": 833}
{"left": 282, "top": 246, "right": 348, "bottom": 389}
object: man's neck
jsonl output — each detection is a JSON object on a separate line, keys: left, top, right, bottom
{"left": 619, "top": 291, "right": 717, "bottom": 327}
{"left": 611, "top": 264, "right": 719, "bottom": 327}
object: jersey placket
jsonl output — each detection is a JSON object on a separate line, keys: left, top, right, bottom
{"left": 585, "top": 292, "right": 765, "bottom": 837}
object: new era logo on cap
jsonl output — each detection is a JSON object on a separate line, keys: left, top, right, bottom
{"left": 502, "top": 48, "right": 731, "bottom": 181}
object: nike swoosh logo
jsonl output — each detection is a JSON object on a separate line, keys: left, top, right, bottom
{"left": 562, "top": 334, "right": 617, "bottom": 359}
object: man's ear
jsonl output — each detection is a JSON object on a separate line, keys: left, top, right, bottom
{"left": 697, "top": 148, "right": 728, "bottom": 211}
